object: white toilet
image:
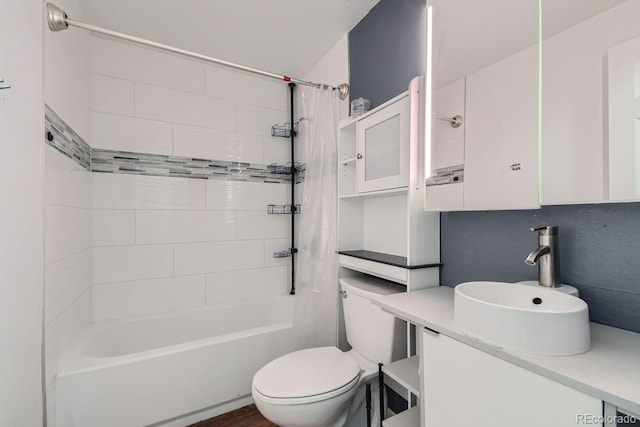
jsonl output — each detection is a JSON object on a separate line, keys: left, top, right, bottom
{"left": 252, "top": 276, "right": 407, "bottom": 427}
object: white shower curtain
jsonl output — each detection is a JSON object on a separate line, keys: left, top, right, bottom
{"left": 293, "top": 85, "right": 340, "bottom": 348}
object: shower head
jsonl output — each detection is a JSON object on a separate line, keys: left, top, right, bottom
{"left": 46, "top": 3, "right": 69, "bottom": 32}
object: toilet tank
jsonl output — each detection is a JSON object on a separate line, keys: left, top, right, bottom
{"left": 340, "top": 276, "right": 407, "bottom": 364}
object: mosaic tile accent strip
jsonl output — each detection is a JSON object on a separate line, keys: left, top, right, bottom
{"left": 45, "top": 105, "right": 91, "bottom": 170}
{"left": 92, "top": 149, "right": 305, "bottom": 184}
{"left": 426, "top": 164, "right": 464, "bottom": 186}
{"left": 44, "top": 106, "right": 305, "bottom": 184}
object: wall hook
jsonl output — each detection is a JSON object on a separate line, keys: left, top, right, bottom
{"left": 436, "top": 114, "right": 463, "bottom": 128}
{"left": 0, "top": 78, "right": 11, "bottom": 90}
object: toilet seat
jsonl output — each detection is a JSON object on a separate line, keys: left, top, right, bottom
{"left": 252, "top": 347, "right": 361, "bottom": 405}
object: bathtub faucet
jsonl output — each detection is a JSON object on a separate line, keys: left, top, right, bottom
{"left": 525, "top": 226, "right": 560, "bottom": 288}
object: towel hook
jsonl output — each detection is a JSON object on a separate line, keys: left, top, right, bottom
{"left": 436, "top": 114, "right": 463, "bottom": 128}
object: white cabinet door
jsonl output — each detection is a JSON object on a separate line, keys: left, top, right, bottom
{"left": 421, "top": 330, "right": 602, "bottom": 427}
{"left": 425, "top": 78, "right": 466, "bottom": 211}
{"left": 464, "top": 46, "right": 539, "bottom": 210}
{"left": 356, "top": 97, "right": 409, "bottom": 193}
{"left": 608, "top": 35, "right": 640, "bottom": 201}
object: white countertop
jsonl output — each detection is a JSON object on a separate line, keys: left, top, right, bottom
{"left": 373, "top": 286, "right": 640, "bottom": 416}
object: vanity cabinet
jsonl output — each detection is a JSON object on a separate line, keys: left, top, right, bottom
{"left": 421, "top": 329, "right": 602, "bottom": 427}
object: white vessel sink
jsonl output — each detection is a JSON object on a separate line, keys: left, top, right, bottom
{"left": 454, "top": 281, "right": 590, "bottom": 356}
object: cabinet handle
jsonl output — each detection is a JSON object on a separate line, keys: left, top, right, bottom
{"left": 356, "top": 153, "right": 363, "bottom": 160}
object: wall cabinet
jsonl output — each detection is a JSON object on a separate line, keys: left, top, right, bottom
{"left": 426, "top": 46, "right": 539, "bottom": 211}
{"left": 356, "top": 97, "right": 410, "bottom": 193}
{"left": 340, "top": 93, "right": 410, "bottom": 196}
{"left": 421, "top": 329, "right": 602, "bottom": 427}
{"left": 540, "top": 1, "right": 640, "bottom": 205}
{"left": 424, "top": 78, "right": 465, "bottom": 211}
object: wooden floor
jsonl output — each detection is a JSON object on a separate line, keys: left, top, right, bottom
{"left": 188, "top": 405, "right": 277, "bottom": 427}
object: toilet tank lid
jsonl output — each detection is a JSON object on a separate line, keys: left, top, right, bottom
{"left": 340, "top": 277, "right": 406, "bottom": 301}
{"left": 253, "top": 347, "right": 360, "bottom": 399}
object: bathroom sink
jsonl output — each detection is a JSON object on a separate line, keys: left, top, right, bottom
{"left": 453, "top": 281, "right": 590, "bottom": 356}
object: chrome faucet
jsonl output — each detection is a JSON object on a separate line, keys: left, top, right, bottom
{"left": 525, "top": 226, "right": 560, "bottom": 288}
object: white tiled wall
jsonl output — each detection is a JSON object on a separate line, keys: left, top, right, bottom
{"left": 91, "top": 36, "right": 293, "bottom": 320}
{"left": 44, "top": 146, "right": 92, "bottom": 427}
{"left": 91, "top": 36, "right": 289, "bottom": 162}
{"left": 92, "top": 113, "right": 173, "bottom": 155}
{"left": 44, "top": 1, "right": 93, "bottom": 425}
{"left": 92, "top": 174, "right": 291, "bottom": 320}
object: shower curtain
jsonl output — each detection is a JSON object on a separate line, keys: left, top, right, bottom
{"left": 293, "top": 85, "right": 340, "bottom": 348}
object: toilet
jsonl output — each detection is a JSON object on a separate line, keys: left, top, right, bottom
{"left": 252, "top": 276, "right": 407, "bottom": 427}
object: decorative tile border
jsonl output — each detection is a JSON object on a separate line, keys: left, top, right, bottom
{"left": 45, "top": 105, "right": 91, "bottom": 170}
{"left": 92, "top": 149, "right": 303, "bottom": 183}
{"left": 426, "top": 164, "right": 464, "bottom": 186}
{"left": 45, "top": 106, "right": 305, "bottom": 184}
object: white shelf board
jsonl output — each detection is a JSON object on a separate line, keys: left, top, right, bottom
{"left": 338, "top": 255, "right": 407, "bottom": 285}
{"left": 382, "top": 405, "right": 420, "bottom": 427}
{"left": 339, "top": 187, "right": 408, "bottom": 200}
{"left": 382, "top": 356, "right": 420, "bottom": 396}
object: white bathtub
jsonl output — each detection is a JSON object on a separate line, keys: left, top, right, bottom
{"left": 56, "top": 295, "right": 297, "bottom": 427}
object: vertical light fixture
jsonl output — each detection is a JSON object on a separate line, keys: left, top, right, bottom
{"left": 424, "top": 4, "right": 434, "bottom": 179}
{"left": 537, "top": 0, "right": 543, "bottom": 205}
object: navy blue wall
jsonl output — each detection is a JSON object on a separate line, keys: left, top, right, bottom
{"left": 440, "top": 204, "right": 640, "bottom": 333}
{"left": 348, "top": 0, "right": 426, "bottom": 109}
{"left": 349, "top": 0, "right": 640, "bottom": 333}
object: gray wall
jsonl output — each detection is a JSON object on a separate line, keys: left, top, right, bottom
{"left": 441, "top": 204, "right": 640, "bottom": 333}
{"left": 349, "top": 0, "right": 640, "bottom": 334}
{"left": 348, "top": 0, "right": 426, "bottom": 108}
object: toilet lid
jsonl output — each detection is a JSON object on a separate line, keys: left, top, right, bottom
{"left": 253, "top": 347, "right": 361, "bottom": 399}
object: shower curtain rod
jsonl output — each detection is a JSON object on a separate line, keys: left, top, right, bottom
{"left": 45, "top": 3, "right": 351, "bottom": 100}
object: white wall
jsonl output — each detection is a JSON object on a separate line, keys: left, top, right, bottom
{"left": 304, "top": 34, "right": 350, "bottom": 102}
{"left": 43, "top": 1, "right": 93, "bottom": 425}
{"left": 91, "top": 37, "right": 293, "bottom": 320}
{"left": 299, "top": 34, "right": 350, "bottom": 164}
{"left": 0, "top": 1, "right": 44, "bottom": 425}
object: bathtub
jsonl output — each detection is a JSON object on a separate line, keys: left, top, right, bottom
{"left": 56, "top": 295, "right": 297, "bottom": 427}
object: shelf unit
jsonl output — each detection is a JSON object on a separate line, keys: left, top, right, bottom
{"left": 337, "top": 76, "right": 438, "bottom": 427}
{"left": 339, "top": 187, "right": 407, "bottom": 199}
{"left": 267, "top": 204, "right": 300, "bottom": 215}
{"left": 338, "top": 81, "right": 439, "bottom": 292}
{"left": 382, "top": 356, "right": 420, "bottom": 396}
{"left": 382, "top": 406, "right": 420, "bottom": 427}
